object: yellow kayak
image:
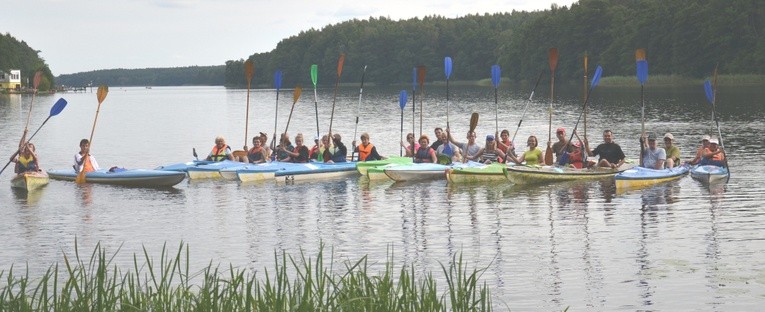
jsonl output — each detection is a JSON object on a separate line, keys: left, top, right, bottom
{"left": 11, "top": 171, "right": 49, "bottom": 191}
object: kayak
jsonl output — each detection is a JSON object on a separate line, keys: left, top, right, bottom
{"left": 154, "top": 160, "right": 214, "bottom": 172}
{"left": 383, "top": 163, "right": 451, "bottom": 182}
{"left": 235, "top": 162, "right": 297, "bottom": 182}
{"left": 356, "top": 157, "right": 412, "bottom": 175}
{"left": 614, "top": 164, "right": 690, "bottom": 190}
{"left": 690, "top": 165, "right": 729, "bottom": 184}
{"left": 10, "top": 171, "right": 49, "bottom": 191}
{"left": 274, "top": 162, "right": 358, "bottom": 183}
{"left": 48, "top": 169, "right": 186, "bottom": 187}
{"left": 506, "top": 164, "right": 635, "bottom": 185}
{"left": 186, "top": 160, "right": 247, "bottom": 180}
{"left": 365, "top": 163, "right": 404, "bottom": 181}
{"left": 446, "top": 163, "right": 508, "bottom": 183}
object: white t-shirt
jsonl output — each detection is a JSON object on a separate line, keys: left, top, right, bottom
{"left": 74, "top": 153, "right": 100, "bottom": 172}
{"left": 642, "top": 147, "right": 666, "bottom": 169}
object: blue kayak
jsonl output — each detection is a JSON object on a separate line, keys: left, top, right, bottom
{"left": 273, "top": 162, "right": 358, "bottom": 182}
{"left": 155, "top": 160, "right": 214, "bottom": 172}
{"left": 48, "top": 169, "right": 186, "bottom": 187}
{"left": 690, "top": 165, "right": 729, "bottom": 184}
{"left": 186, "top": 160, "right": 248, "bottom": 180}
{"left": 233, "top": 162, "right": 295, "bottom": 182}
{"left": 615, "top": 164, "right": 690, "bottom": 190}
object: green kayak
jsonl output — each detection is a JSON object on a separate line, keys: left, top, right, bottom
{"left": 446, "top": 163, "right": 508, "bottom": 183}
{"left": 356, "top": 157, "right": 412, "bottom": 175}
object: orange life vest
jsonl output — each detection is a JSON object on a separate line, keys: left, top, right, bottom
{"left": 358, "top": 143, "right": 374, "bottom": 161}
{"left": 704, "top": 147, "right": 725, "bottom": 161}
{"left": 210, "top": 144, "right": 230, "bottom": 162}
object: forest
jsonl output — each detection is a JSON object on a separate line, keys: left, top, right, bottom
{"left": 226, "top": 0, "right": 764, "bottom": 88}
{"left": 55, "top": 66, "right": 225, "bottom": 87}
{"left": 0, "top": 33, "right": 54, "bottom": 90}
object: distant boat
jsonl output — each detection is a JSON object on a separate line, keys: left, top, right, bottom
{"left": 146, "top": 86, "right": 152, "bottom": 89}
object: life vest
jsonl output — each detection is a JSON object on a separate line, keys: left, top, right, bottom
{"left": 210, "top": 144, "right": 230, "bottom": 162}
{"left": 415, "top": 147, "right": 434, "bottom": 163}
{"left": 704, "top": 148, "right": 725, "bottom": 161}
{"left": 569, "top": 149, "right": 584, "bottom": 169}
{"left": 17, "top": 154, "right": 37, "bottom": 172}
{"left": 358, "top": 143, "right": 374, "bottom": 161}
{"left": 248, "top": 147, "right": 265, "bottom": 162}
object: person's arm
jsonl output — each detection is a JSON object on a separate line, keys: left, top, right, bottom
{"left": 469, "top": 147, "right": 484, "bottom": 162}
{"left": 496, "top": 147, "right": 506, "bottom": 161}
{"left": 584, "top": 138, "right": 595, "bottom": 157}
{"left": 429, "top": 148, "right": 437, "bottom": 163}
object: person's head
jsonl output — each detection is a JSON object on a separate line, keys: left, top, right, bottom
{"left": 500, "top": 129, "right": 509, "bottom": 140}
{"left": 22, "top": 142, "right": 35, "bottom": 155}
{"left": 360, "top": 132, "right": 370, "bottom": 145}
{"left": 527, "top": 135, "right": 538, "bottom": 148}
{"left": 440, "top": 132, "right": 449, "bottom": 142}
{"left": 434, "top": 127, "right": 443, "bottom": 137}
{"left": 556, "top": 127, "right": 566, "bottom": 140}
{"left": 406, "top": 133, "right": 415, "bottom": 143}
{"left": 485, "top": 134, "right": 495, "bottom": 148}
{"left": 647, "top": 133, "right": 657, "bottom": 149}
{"left": 79, "top": 138, "right": 90, "bottom": 149}
{"left": 701, "top": 134, "right": 711, "bottom": 148}
{"left": 466, "top": 131, "right": 477, "bottom": 142}
{"left": 332, "top": 133, "right": 342, "bottom": 144}
{"left": 295, "top": 133, "right": 304, "bottom": 146}
{"left": 321, "top": 135, "right": 330, "bottom": 146}
{"left": 313, "top": 135, "right": 320, "bottom": 146}
{"left": 280, "top": 132, "right": 291, "bottom": 145}
{"left": 602, "top": 130, "right": 614, "bottom": 144}
{"left": 252, "top": 136, "right": 261, "bottom": 147}
{"left": 259, "top": 132, "right": 268, "bottom": 145}
{"left": 709, "top": 138, "right": 719, "bottom": 150}
{"left": 418, "top": 135, "right": 429, "bottom": 146}
{"left": 663, "top": 133, "right": 674, "bottom": 147}
{"left": 214, "top": 136, "right": 226, "bottom": 148}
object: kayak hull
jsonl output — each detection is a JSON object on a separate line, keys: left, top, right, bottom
{"left": 383, "top": 163, "right": 449, "bottom": 182}
{"left": 235, "top": 162, "right": 291, "bottom": 182}
{"left": 186, "top": 160, "right": 245, "bottom": 180}
{"left": 506, "top": 164, "right": 635, "bottom": 185}
{"left": 446, "top": 163, "right": 508, "bottom": 183}
{"left": 690, "top": 165, "right": 729, "bottom": 184}
{"left": 356, "top": 157, "right": 412, "bottom": 175}
{"left": 155, "top": 160, "right": 213, "bottom": 172}
{"left": 274, "top": 162, "right": 358, "bottom": 183}
{"left": 615, "top": 164, "right": 690, "bottom": 190}
{"left": 11, "top": 171, "right": 49, "bottom": 191}
{"left": 48, "top": 169, "right": 186, "bottom": 187}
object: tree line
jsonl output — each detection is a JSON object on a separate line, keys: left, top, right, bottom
{"left": 0, "top": 33, "right": 54, "bottom": 90}
{"left": 56, "top": 66, "right": 225, "bottom": 87}
{"left": 226, "top": 0, "right": 764, "bottom": 88}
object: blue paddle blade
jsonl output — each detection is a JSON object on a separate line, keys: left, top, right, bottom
{"left": 444, "top": 57, "right": 453, "bottom": 79}
{"left": 399, "top": 90, "right": 407, "bottom": 110}
{"left": 49, "top": 98, "right": 67, "bottom": 116}
{"left": 591, "top": 65, "right": 604, "bottom": 88}
{"left": 704, "top": 80, "right": 714, "bottom": 104}
{"left": 491, "top": 65, "right": 501, "bottom": 88}
{"left": 274, "top": 70, "right": 283, "bottom": 90}
{"left": 636, "top": 60, "right": 648, "bottom": 85}
{"left": 412, "top": 67, "right": 417, "bottom": 90}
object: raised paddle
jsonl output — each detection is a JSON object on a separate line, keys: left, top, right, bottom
{"left": 76, "top": 85, "right": 109, "bottom": 184}
{"left": 445, "top": 56, "right": 453, "bottom": 129}
{"left": 583, "top": 52, "right": 589, "bottom": 140}
{"left": 283, "top": 86, "right": 303, "bottom": 138}
{"left": 491, "top": 64, "right": 501, "bottom": 138}
{"left": 561, "top": 66, "right": 603, "bottom": 159}
{"left": 311, "top": 64, "right": 320, "bottom": 139}
{"left": 704, "top": 64, "right": 730, "bottom": 181}
{"left": 271, "top": 70, "right": 283, "bottom": 152}
{"left": 417, "top": 66, "right": 426, "bottom": 136}
{"left": 352, "top": 65, "right": 368, "bottom": 161}
{"left": 636, "top": 49, "right": 648, "bottom": 167}
{"left": 411, "top": 67, "right": 417, "bottom": 161}
{"left": 399, "top": 90, "right": 407, "bottom": 157}
{"left": 234, "top": 59, "right": 255, "bottom": 161}
{"left": 545, "top": 48, "right": 559, "bottom": 165}
{"left": 18, "top": 71, "right": 43, "bottom": 150}
{"left": 0, "top": 98, "right": 67, "bottom": 176}
{"left": 327, "top": 53, "right": 345, "bottom": 137}
{"left": 464, "top": 112, "right": 479, "bottom": 163}
{"left": 511, "top": 71, "right": 544, "bottom": 145}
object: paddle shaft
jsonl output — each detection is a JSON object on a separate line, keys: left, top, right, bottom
{"left": 639, "top": 84, "right": 646, "bottom": 167}
{"left": 512, "top": 71, "right": 544, "bottom": 145}
{"left": 353, "top": 66, "right": 367, "bottom": 143}
{"left": 272, "top": 89, "right": 280, "bottom": 151}
{"left": 400, "top": 110, "right": 404, "bottom": 157}
{"left": 313, "top": 88, "right": 320, "bottom": 139}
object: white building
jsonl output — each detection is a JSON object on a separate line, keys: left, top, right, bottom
{"left": 0, "top": 69, "right": 22, "bottom": 91}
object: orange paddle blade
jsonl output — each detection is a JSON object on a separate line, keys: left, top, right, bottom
{"left": 97, "top": 85, "right": 109, "bottom": 104}
{"left": 293, "top": 85, "right": 302, "bottom": 103}
{"left": 337, "top": 53, "right": 345, "bottom": 78}
{"left": 549, "top": 48, "right": 559, "bottom": 72}
{"left": 635, "top": 48, "right": 646, "bottom": 61}
{"left": 33, "top": 71, "right": 42, "bottom": 89}
{"left": 245, "top": 59, "right": 254, "bottom": 82}
{"left": 545, "top": 146, "right": 553, "bottom": 165}
{"left": 417, "top": 66, "right": 426, "bottom": 86}
{"left": 75, "top": 156, "right": 93, "bottom": 184}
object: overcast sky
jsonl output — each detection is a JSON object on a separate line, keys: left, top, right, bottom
{"left": 6, "top": 0, "right": 577, "bottom": 75}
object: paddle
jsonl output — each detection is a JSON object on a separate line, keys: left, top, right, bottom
{"left": 417, "top": 66, "right": 426, "bottom": 136}
{"left": 327, "top": 53, "right": 345, "bottom": 137}
{"left": 562, "top": 66, "right": 603, "bottom": 159}
{"left": 491, "top": 64, "right": 500, "bottom": 138}
{"left": 271, "top": 70, "right": 283, "bottom": 153}
{"left": 636, "top": 49, "right": 648, "bottom": 167}
{"left": 76, "top": 85, "right": 109, "bottom": 184}
{"left": 464, "top": 112, "right": 479, "bottom": 163}
{"left": 283, "top": 86, "right": 303, "bottom": 140}
{"left": 17, "top": 71, "right": 43, "bottom": 151}
{"left": 352, "top": 65, "right": 368, "bottom": 160}
{"left": 311, "top": 64, "right": 320, "bottom": 139}
{"left": 399, "top": 90, "right": 407, "bottom": 157}
{"left": 234, "top": 60, "right": 255, "bottom": 160}
{"left": 445, "top": 56, "right": 453, "bottom": 129}
{"left": 583, "top": 52, "right": 589, "bottom": 140}
{"left": 704, "top": 64, "right": 730, "bottom": 181}
{"left": 411, "top": 67, "right": 417, "bottom": 161}
{"left": 0, "top": 98, "right": 67, "bottom": 176}
{"left": 511, "top": 71, "right": 544, "bottom": 145}
{"left": 545, "top": 48, "right": 558, "bottom": 165}
{"left": 193, "top": 148, "right": 199, "bottom": 161}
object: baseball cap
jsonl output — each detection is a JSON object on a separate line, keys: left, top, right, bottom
{"left": 664, "top": 133, "right": 674, "bottom": 140}
{"left": 647, "top": 133, "right": 657, "bottom": 140}
{"left": 556, "top": 127, "right": 565, "bottom": 134}
{"left": 701, "top": 135, "right": 711, "bottom": 142}
{"left": 486, "top": 134, "right": 495, "bottom": 141}
{"left": 709, "top": 138, "right": 719, "bottom": 144}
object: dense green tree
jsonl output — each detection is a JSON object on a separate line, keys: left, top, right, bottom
{"left": 0, "top": 33, "right": 54, "bottom": 90}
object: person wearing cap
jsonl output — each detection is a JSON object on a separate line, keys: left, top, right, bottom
{"left": 640, "top": 132, "right": 666, "bottom": 169}
{"left": 352, "top": 132, "right": 385, "bottom": 161}
{"left": 700, "top": 137, "right": 726, "bottom": 167}
{"left": 584, "top": 129, "right": 626, "bottom": 169}
{"left": 552, "top": 127, "right": 575, "bottom": 165}
{"left": 688, "top": 135, "right": 711, "bottom": 165}
{"left": 309, "top": 135, "right": 321, "bottom": 160}
{"left": 477, "top": 134, "right": 506, "bottom": 164}
{"left": 496, "top": 129, "right": 517, "bottom": 158}
{"left": 447, "top": 128, "right": 481, "bottom": 162}
{"left": 663, "top": 133, "right": 680, "bottom": 168}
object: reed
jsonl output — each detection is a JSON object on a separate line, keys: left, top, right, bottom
{"left": 0, "top": 241, "right": 495, "bottom": 311}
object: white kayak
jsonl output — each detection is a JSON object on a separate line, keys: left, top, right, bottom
{"left": 690, "top": 165, "right": 729, "bottom": 184}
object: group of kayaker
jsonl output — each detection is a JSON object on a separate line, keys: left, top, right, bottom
{"left": 637, "top": 132, "right": 726, "bottom": 170}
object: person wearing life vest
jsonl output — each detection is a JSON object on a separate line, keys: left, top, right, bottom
{"left": 12, "top": 142, "right": 40, "bottom": 173}
{"left": 414, "top": 135, "right": 437, "bottom": 163}
{"left": 247, "top": 136, "right": 268, "bottom": 164}
{"left": 700, "top": 137, "right": 726, "bottom": 167}
{"left": 206, "top": 136, "right": 234, "bottom": 162}
{"left": 352, "top": 132, "right": 385, "bottom": 161}
{"left": 74, "top": 139, "right": 100, "bottom": 172}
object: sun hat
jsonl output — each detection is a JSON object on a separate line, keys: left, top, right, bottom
{"left": 709, "top": 138, "right": 719, "bottom": 144}
{"left": 664, "top": 133, "right": 674, "bottom": 140}
{"left": 701, "top": 135, "right": 711, "bottom": 142}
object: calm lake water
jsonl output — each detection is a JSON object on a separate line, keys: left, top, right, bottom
{"left": 1, "top": 84, "right": 764, "bottom": 310}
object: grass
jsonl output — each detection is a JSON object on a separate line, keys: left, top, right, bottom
{"left": 0, "top": 241, "right": 495, "bottom": 311}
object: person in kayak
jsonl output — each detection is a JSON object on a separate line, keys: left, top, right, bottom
{"left": 325, "top": 133, "right": 347, "bottom": 163}
{"left": 700, "top": 137, "right": 726, "bottom": 167}
{"left": 435, "top": 131, "right": 461, "bottom": 164}
{"left": 584, "top": 130, "right": 626, "bottom": 169}
{"left": 506, "top": 135, "right": 544, "bottom": 166}
{"left": 279, "top": 133, "right": 309, "bottom": 163}
{"left": 496, "top": 129, "right": 516, "bottom": 158}
{"left": 275, "top": 133, "right": 294, "bottom": 162}
{"left": 640, "top": 132, "right": 666, "bottom": 169}
{"left": 205, "top": 136, "right": 234, "bottom": 162}
{"left": 688, "top": 135, "right": 711, "bottom": 165}
{"left": 552, "top": 127, "right": 575, "bottom": 165}
{"left": 414, "top": 135, "right": 437, "bottom": 163}
{"left": 74, "top": 139, "right": 101, "bottom": 172}
{"left": 259, "top": 132, "right": 272, "bottom": 162}
{"left": 309, "top": 135, "right": 320, "bottom": 160}
{"left": 400, "top": 133, "right": 420, "bottom": 157}
{"left": 447, "top": 128, "right": 481, "bottom": 163}
{"left": 247, "top": 136, "right": 268, "bottom": 164}
{"left": 12, "top": 142, "right": 40, "bottom": 173}
{"left": 478, "top": 134, "right": 505, "bottom": 164}
{"left": 352, "top": 132, "right": 385, "bottom": 161}
{"left": 430, "top": 127, "right": 444, "bottom": 150}
{"left": 663, "top": 133, "right": 681, "bottom": 168}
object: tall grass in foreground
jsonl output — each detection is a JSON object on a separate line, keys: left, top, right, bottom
{"left": 0, "top": 241, "right": 494, "bottom": 311}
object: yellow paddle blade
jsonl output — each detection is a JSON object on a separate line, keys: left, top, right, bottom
{"left": 97, "top": 85, "right": 109, "bottom": 104}
{"left": 549, "top": 48, "right": 559, "bottom": 71}
{"left": 293, "top": 85, "right": 302, "bottom": 103}
{"left": 75, "top": 156, "right": 93, "bottom": 184}
{"left": 635, "top": 48, "right": 646, "bottom": 61}
{"left": 245, "top": 59, "right": 254, "bottom": 82}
